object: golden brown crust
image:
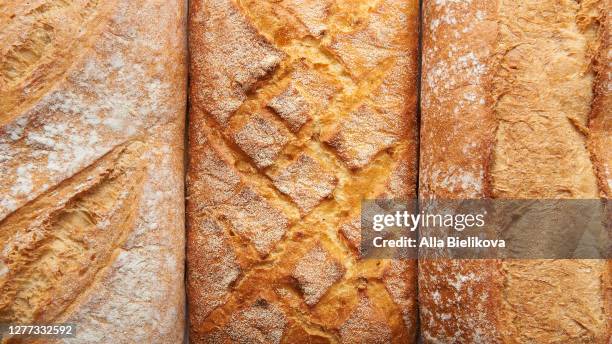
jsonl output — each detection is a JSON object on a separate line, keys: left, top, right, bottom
{"left": 420, "top": 0, "right": 611, "bottom": 343}
{"left": 584, "top": 2, "right": 612, "bottom": 341}
{"left": 0, "top": 1, "right": 187, "bottom": 343}
{"left": 419, "top": 1, "right": 502, "bottom": 342}
{"left": 586, "top": 1, "right": 612, "bottom": 198}
{"left": 187, "top": 0, "right": 419, "bottom": 342}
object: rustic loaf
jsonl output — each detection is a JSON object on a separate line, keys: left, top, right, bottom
{"left": 0, "top": 1, "right": 187, "bottom": 343}
{"left": 187, "top": 0, "right": 420, "bottom": 342}
{"left": 419, "top": 0, "right": 610, "bottom": 343}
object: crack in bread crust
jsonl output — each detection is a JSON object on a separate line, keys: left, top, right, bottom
{"left": 0, "top": 142, "right": 146, "bottom": 324}
{"left": 187, "top": 0, "right": 419, "bottom": 342}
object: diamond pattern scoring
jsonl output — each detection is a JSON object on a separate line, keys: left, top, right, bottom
{"left": 269, "top": 154, "right": 337, "bottom": 215}
{"left": 292, "top": 244, "right": 345, "bottom": 306}
{"left": 339, "top": 297, "right": 393, "bottom": 344}
{"left": 268, "top": 85, "right": 311, "bottom": 133}
{"left": 324, "top": 104, "right": 400, "bottom": 170}
{"left": 326, "top": 0, "right": 409, "bottom": 80}
{"left": 289, "top": 61, "right": 340, "bottom": 108}
{"left": 222, "top": 187, "right": 290, "bottom": 257}
{"left": 280, "top": 0, "right": 332, "bottom": 37}
{"left": 232, "top": 111, "right": 292, "bottom": 169}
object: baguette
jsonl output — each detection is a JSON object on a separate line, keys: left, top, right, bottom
{"left": 419, "top": 0, "right": 610, "bottom": 342}
{"left": 187, "top": 0, "right": 420, "bottom": 342}
{"left": 0, "top": 1, "right": 187, "bottom": 342}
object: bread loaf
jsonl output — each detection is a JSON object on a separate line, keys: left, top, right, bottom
{"left": 419, "top": 0, "right": 610, "bottom": 342}
{"left": 187, "top": 0, "right": 420, "bottom": 342}
{"left": 0, "top": 1, "right": 187, "bottom": 343}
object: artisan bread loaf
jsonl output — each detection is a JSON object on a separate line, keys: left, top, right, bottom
{"left": 187, "top": 0, "right": 420, "bottom": 342}
{"left": 0, "top": 1, "right": 187, "bottom": 343}
{"left": 419, "top": 0, "right": 610, "bottom": 343}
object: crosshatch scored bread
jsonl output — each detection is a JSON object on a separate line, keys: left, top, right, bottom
{"left": 0, "top": 1, "right": 187, "bottom": 343}
{"left": 419, "top": 0, "right": 611, "bottom": 343}
{"left": 187, "top": 0, "right": 420, "bottom": 342}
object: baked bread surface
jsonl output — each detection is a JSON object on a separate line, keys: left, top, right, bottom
{"left": 419, "top": 0, "right": 611, "bottom": 343}
{"left": 0, "top": 1, "right": 187, "bottom": 343}
{"left": 187, "top": 0, "right": 420, "bottom": 342}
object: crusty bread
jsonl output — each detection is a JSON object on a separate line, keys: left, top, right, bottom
{"left": 187, "top": 0, "right": 420, "bottom": 342}
{"left": 419, "top": 0, "right": 610, "bottom": 343}
{"left": 0, "top": 1, "right": 187, "bottom": 343}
